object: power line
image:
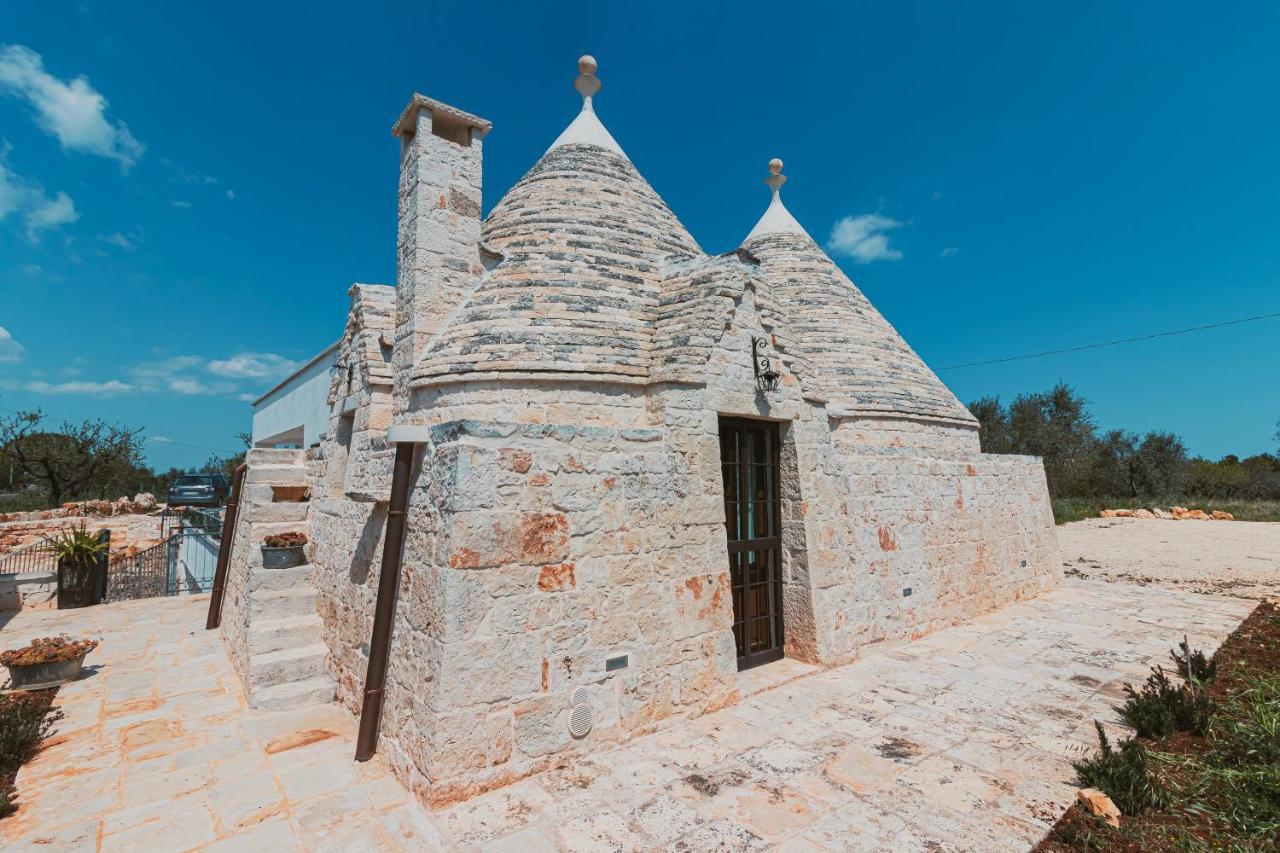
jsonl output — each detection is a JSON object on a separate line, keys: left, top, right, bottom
{"left": 938, "top": 310, "right": 1280, "bottom": 370}
{"left": 147, "top": 438, "right": 224, "bottom": 453}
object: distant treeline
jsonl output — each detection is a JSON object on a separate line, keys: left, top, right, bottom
{"left": 1, "top": 408, "right": 248, "bottom": 509}
{"left": 969, "top": 384, "right": 1280, "bottom": 501}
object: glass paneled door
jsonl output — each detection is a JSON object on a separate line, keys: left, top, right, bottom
{"left": 719, "top": 418, "right": 784, "bottom": 670}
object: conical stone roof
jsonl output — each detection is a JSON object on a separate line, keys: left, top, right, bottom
{"left": 743, "top": 167, "right": 976, "bottom": 425}
{"left": 413, "top": 62, "right": 700, "bottom": 383}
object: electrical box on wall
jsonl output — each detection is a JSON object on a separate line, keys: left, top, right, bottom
{"left": 605, "top": 653, "right": 629, "bottom": 672}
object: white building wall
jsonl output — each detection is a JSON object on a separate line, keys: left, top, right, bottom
{"left": 251, "top": 343, "right": 340, "bottom": 448}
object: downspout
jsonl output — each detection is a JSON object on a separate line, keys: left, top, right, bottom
{"left": 205, "top": 462, "right": 247, "bottom": 630}
{"left": 355, "top": 440, "right": 415, "bottom": 761}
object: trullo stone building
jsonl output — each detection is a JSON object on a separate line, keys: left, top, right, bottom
{"left": 220, "top": 56, "right": 1060, "bottom": 806}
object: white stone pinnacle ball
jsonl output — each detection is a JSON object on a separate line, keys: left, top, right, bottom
{"left": 769, "top": 158, "right": 783, "bottom": 175}
{"left": 578, "top": 55, "right": 598, "bottom": 76}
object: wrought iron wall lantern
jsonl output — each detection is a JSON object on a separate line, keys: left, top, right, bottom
{"left": 751, "top": 337, "right": 781, "bottom": 392}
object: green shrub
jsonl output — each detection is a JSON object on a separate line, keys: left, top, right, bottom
{"left": 1119, "top": 666, "right": 1211, "bottom": 738}
{"left": 1073, "top": 721, "right": 1167, "bottom": 815}
{"left": 1170, "top": 638, "right": 1216, "bottom": 684}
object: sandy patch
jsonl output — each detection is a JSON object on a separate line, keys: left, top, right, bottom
{"left": 1058, "top": 517, "right": 1280, "bottom": 598}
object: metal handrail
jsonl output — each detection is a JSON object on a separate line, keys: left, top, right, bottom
{"left": 206, "top": 464, "right": 247, "bottom": 630}
{"left": 0, "top": 537, "right": 59, "bottom": 575}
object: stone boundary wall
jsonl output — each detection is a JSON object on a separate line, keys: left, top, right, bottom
{"left": 0, "top": 571, "right": 56, "bottom": 612}
{"left": 812, "top": 450, "right": 1060, "bottom": 663}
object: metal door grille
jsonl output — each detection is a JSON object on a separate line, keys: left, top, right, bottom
{"left": 719, "top": 418, "right": 784, "bottom": 670}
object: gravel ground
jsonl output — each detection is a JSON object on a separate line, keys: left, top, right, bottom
{"left": 1058, "top": 517, "right": 1280, "bottom": 598}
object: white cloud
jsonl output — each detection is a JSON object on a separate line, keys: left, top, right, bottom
{"left": 0, "top": 155, "right": 79, "bottom": 239}
{"left": 0, "top": 325, "right": 25, "bottom": 363}
{"left": 150, "top": 435, "right": 173, "bottom": 443}
{"left": 225, "top": 189, "right": 235, "bottom": 200}
{"left": 21, "top": 263, "right": 41, "bottom": 277}
{"left": 827, "top": 213, "right": 905, "bottom": 263}
{"left": 101, "top": 231, "right": 135, "bottom": 250}
{"left": 168, "top": 377, "right": 212, "bottom": 395}
{"left": 940, "top": 246, "right": 959, "bottom": 259}
{"left": 0, "top": 45, "right": 144, "bottom": 170}
{"left": 207, "top": 352, "right": 301, "bottom": 380}
{"left": 23, "top": 190, "right": 77, "bottom": 236}
{"left": 931, "top": 191, "right": 943, "bottom": 201}
{"left": 17, "top": 350, "right": 297, "bottom": 402}
{"left": 128, "top": 354, "right": 201, "bottom": 390}
{"left": 169, "top": 200, "right": 192, "bottom": 208}
{"left": 24, "top": 378, "right": 132, "bottom": 396}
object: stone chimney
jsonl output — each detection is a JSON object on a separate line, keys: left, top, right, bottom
{"left": 390, "top": 94, "right": 492, "bottom": 413}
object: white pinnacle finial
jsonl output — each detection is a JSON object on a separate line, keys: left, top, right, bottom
{"left": 548, "top": 53, "right": 624, "bottom": 155}
{"left": 765, "top": 158, "right": 787, "bottom": 193}
{"left": 574, "top": 54, "right": 601, "bottom": 101}
{"left": 744, "top": 156, "right": 809, "bottom": 241}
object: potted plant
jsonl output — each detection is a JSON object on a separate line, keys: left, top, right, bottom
{"left": 261, "top": 532, "right": 307, "bottom": 569}
{"left": 1, "top": 635, "right": 99, "bottom": 690}
{"left": 44, "top": 524, "right": 109, "bottom": 609}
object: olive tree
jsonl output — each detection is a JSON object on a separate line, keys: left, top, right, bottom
{"left": 0, "top": 409, "right": 145, "bottom": 507}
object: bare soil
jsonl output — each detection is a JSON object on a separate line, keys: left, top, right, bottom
{"left": 1058, "top": 518, "right": 1280, "bottom": 598}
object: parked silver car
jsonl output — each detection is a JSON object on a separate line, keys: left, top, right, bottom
{"left": 167, "top": 474, "right": 229, "bottom": 507}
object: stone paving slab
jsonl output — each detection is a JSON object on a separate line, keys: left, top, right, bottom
{"left": 0, "top": 583, "right": 1252, "bottom": 851}
{"left": 0, "top": 595, "right": 446, "bottom": 852}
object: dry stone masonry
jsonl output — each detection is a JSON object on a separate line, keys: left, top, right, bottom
{"left": 224, "top": 55, "right": 1060, "bottom": 808}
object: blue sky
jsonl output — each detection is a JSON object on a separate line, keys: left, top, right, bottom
{"left": 1, "top": 1, "right": 1278, "bottom": 469}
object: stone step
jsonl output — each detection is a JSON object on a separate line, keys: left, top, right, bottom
{"left": 245, "top": 464, "right": 307, "bottom": 487}
{"left": 249, "top": 587, "right": 318, "bottom": 620}
{"left": 253, "top": 502, "right": 309, "bottom": 524}
{"left": 248, "top": 614, "right": 324, "bottom": 655}
{"left": 251, "top": 675, "right": 336, "bottom": 712}
{"left": 250, "top": 564, "right": 313, "bottom": 593}
{"left": 249, "top": 642, "right": 329, "bottom": 688}
{"left": 247, "top": 448, "right": 306, "bottom": 466}
{"left": 250, "top": 520, "right": 309, "bottom": 539}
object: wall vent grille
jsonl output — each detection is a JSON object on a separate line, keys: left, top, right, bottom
{"left": 568, "top": 702, "right": 593, "bottom": 738}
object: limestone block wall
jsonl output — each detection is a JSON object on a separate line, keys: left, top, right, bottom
{"left": 832, "top": 415, "right": 982, "bottom": 458}
{"left": 310, "top": 491, "right": 386, "bottom": 710}
{"left": 308, "top": 283, "right": 396, "bottom": 709}
{"left": 305, "top": 437, "right": 382, "bottom": 712}
{"left": 0, "top": 571, "right": 56, "bottom": 612}
{"left": 218, "top": 448, "right": 310, "bottom": 682}
{"left": 374, "top": 418, "right": 737, "bottom": 806}
{"left": 807, "top": 446, "right": 1060, "bottom": 662}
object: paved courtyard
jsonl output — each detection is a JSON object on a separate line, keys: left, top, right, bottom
{"left": 0, "top": 583, "right": 1252, "bottom": 851}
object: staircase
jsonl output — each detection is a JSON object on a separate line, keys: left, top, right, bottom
{"left": 246, "top": 564, "right": 335, "bottom": 710}
{"left": 233, "top": 448, "right": 336, "bottom": 712}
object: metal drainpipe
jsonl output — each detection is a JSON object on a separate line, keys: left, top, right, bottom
{"left": 355, "top": 441, "right": 415, "bottom": 761}
{"left": 205, "top": 463, "right": 247, "bottom": 630}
